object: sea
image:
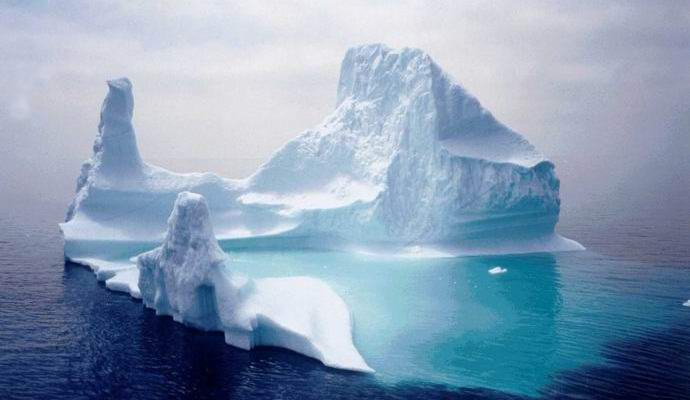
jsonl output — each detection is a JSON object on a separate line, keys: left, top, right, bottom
{"left": 0, "top": 156, "right": 688, "bottom": 399}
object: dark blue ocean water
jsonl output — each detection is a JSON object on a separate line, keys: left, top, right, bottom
{"left": 1, "top": 159, "right": 689, "bottom": 399}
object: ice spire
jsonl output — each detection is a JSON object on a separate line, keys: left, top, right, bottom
{"left": 94, "top": 77, "right": 143, "bottom": 177}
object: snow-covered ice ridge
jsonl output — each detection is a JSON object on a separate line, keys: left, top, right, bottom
{"left": 61, "top": 44, "right": 582, "bottom": 258}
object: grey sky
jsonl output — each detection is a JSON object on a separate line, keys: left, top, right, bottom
{"left": 1, "top": 1, "right": 688, "bottom": 203}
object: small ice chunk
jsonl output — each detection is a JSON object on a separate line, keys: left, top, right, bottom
{"left": 683, "top": 300, "right": 690, "bottom": 307}
{"left": 488, "top": 266, "right": 507, "bottom": 275}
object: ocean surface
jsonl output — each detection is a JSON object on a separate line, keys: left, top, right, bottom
{"left": 1, "top": 157, "right": 689, "bottom": 399}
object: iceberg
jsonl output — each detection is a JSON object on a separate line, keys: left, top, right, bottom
{"left": 60, "top": 44, "right": 582, "bottom": 260}
{"left": 134, "top": 191, "right": 371, "bottom": 372}
{"left": 59, "top": 44, "right": 584, "bottom": 372}
{"left": 62, "top": 45, "right": 582, "bottom": 259}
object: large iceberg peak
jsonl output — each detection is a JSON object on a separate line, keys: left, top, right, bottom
{"left": 334, "top": 43, "right": 544, "bottom": 167}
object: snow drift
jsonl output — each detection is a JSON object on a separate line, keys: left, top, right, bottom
{"left": 61, "top": 44, "right": 582, "bottom": 258}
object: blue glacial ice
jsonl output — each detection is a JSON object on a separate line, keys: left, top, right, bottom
{"left": 59, "top": 44, "right": 583, "bottom": 372}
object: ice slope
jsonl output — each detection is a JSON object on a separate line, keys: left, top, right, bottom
{"left": 122, "top": 191, "right": 371, "bottom": 372}
{"left": 61, "top": 44, "right": 582, "bottom": 262}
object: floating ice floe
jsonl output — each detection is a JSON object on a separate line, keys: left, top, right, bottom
{"left": 488, "top": 266, "right": 508, "bottom": 275}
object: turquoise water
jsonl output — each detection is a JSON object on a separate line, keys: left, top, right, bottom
{"left": 224, "top": 248, "right": 689, "bottom": 396}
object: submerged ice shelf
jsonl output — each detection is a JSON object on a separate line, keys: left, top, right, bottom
{"left": 60, "top": 44, "right": 583, "bottom": 373}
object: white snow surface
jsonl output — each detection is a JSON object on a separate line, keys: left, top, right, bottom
{"left": 60, "top": 45, "right": 582, "bottom": 260}
{"left": 129, "top": 191, "right": 372, "bottom": 372}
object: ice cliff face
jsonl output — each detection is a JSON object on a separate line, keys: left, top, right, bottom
{"left": 61, "top": 44, "right": 582, "bottom": 258}
{"left": 136, "top": 192, "right": 372, "bottom": 372}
